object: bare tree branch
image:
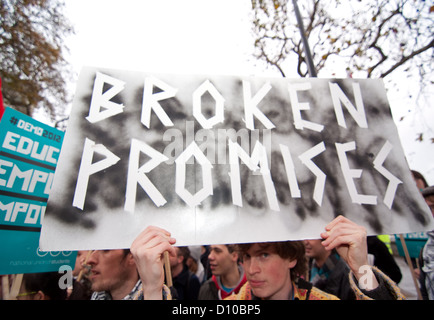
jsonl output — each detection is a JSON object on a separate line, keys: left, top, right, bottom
{"left": 381, "top": 38, "right": 434, "bottom": 78}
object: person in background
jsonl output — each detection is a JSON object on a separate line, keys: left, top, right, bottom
{"left": 198, "top": 244, "right": 247, "bottom": 299}
{"left": 170, "top": 246, "right": 200, "bottom": 300}
{"left": 412, "top": 170, "right": 429, "bottom": 192}
{"left": 16, "top": 272, "right": 67, "bottom": 300}
{"left": 304, "top": 239, "right": 355, "bottom": 299}
{"left": 72, "top": 250, "right": 91, "bottom": 279}
{"left": 411, "top": 170, "right": 430, "bottom": 278}
{"left": 200, "top": 245, "right": 212, "bottom": 281}
{"left": 187, "top": 246, "right": 205, "bottom": 284}
{"left": 367, "top": 236, "right": 402, "bottom": 284}
{"left": 419, "top": 186, "right": 434, "bottom": 299}
{"left": 68, "top": 250, "right": 92, "bottom": 299}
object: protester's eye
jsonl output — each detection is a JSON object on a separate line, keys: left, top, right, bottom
{"left": 243, "top": 253, "right": 251, "bottom": 261}
{"left": 261, "top": 252, "right": 269, "bottom": 259}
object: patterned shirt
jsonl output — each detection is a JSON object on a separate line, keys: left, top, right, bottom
{"left": 91, "top": 280, "right": 142, "bottom": 300}
{"left": 225, "top": 267, "right": 406, "bottom": 300}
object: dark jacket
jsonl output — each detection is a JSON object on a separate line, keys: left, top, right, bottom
{"left": 309, "top": 253, "right": 355, "bottom": 300}
{"left": 173, "top": 265, "right": 200, "bottom": 300}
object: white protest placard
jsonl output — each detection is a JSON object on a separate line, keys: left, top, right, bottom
{"left": 40, "top": 67, "right": 434, "bottom": 250}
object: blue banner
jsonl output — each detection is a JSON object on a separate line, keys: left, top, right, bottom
{"left": 0, "top": 107, "right": 76, "bottom": 274}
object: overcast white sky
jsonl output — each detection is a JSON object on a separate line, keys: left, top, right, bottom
{"left": 64, "top": 0, "right": 256, "bottom": 76}
{"left": 60, "top": 0, "right": 434, "bottom": 184}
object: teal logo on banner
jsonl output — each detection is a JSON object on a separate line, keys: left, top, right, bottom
{"left": 0, "top": 107, "right": 76, "bottom": 274}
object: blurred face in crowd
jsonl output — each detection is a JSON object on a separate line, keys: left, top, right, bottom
{"left": 169, "top": 247, "right": 183, "bottom": 268}
{"left": 304, "top": 239, "right": 327, "bottom": 260}
{"left": 208, "top": 245, "right": 238, "bottom": 276}
{"left": 72, "top": 250, "right": 90, "bottom": 277}
{"left": 241, "top": 243, "right": 296, "bottom": 300}
{"left": 415, "top": 178, "right": 427, "bottom": 191}
{"left": 87, "top": 250, "right": 136, "bottom": 296}
{"left": 425, "top": 194, "right": 434, "bottom": 216}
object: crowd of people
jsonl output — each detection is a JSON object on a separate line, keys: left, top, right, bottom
{"left": 4, "top": 172, "right": 434, "bottom": 301}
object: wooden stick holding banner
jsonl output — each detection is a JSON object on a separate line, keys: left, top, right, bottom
{"left": 399, "top": 234, "right": 423, "bottom": 300}
{"left": 1, "top": 274, "right": 23, "bottom": 300}
{"left": 9, "top": 274, "right": 23, "bottom": 300}
{"left": 1, "top": 275, "right": 9, "bottom": 300}
{"left": 163, "top": 251, "right": 173, "bottom": 288}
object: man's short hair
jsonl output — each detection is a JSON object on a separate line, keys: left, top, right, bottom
{"left": 177, "top": 246, "right": 191, "bottom": 265}
{"left": 236, "top": 241, "right": 307, "bottom": 279}
{"left": 225, "top": 244, "right": 237, "bottom": 253}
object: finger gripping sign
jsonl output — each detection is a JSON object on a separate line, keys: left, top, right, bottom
{"left": 39, "top": 67, "right": 434, "bottom": 251}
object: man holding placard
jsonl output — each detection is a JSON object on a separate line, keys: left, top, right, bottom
{"left": 130, "top": 215, "right": 405, "bottom": 300}
{"left": 36, "top": 67, "right": 433, "bottom": 302}
{"left": 40, "top": 69, "right": 434, "bottom": 253}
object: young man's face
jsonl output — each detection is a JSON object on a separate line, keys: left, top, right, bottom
{"left": 208, "top": 245, "right": 238, "bottom": 276}
{"left": 87, "top": 250, "right": 132, "bottom": 293}
{"left": 242, "top": 243, "right": 296, "bottom": 300}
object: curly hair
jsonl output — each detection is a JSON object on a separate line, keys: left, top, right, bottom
{"left": 236, "top": 241, "right": 307, "bottom": 280}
